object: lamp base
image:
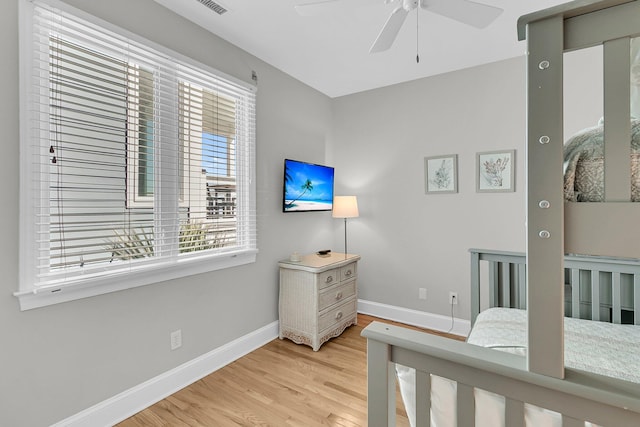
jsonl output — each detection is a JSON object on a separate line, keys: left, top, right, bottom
{"left": 343, "top": 217, "right": 348, "bottom": 256}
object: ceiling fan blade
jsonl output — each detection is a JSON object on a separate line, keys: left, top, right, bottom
{"left": 369, "top": 6, "right": 409, "bottom": 53}
{"left": 422, "top": 0, "right": 502, "bottom": 29}
{"left": 295, "top": 0, "right": 374, "bottom": 17}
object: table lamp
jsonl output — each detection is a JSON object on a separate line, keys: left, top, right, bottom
{"left": 332, "top": 196, "right": 359, "bottom": 256}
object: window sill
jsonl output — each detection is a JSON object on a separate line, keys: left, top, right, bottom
{"left": 14, "top": 249, "right": 258, "bottom": 311}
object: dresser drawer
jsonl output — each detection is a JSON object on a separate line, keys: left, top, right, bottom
{"left": 318, "top": 298, "right": 357, "bottom": 332}
{"left": 279, "top": 253, "right": 360, "bottom": 351}
{"left": 318, "top": 268, "right": 339, "bottom": 289}
{"left": 340, "top": 262, "right": 357, "bottom": 282}
{"left": 318, "top": 280, "right": 356, "bottom": 312}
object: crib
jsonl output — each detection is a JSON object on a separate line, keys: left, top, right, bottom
{"left": 362, "top": 0, "right": 640, "bottom": 426}
{"left": 371, "top": 249, "right": 640, "bottom": 427}
{"left": 469, "top": 248, "right": 640, "bottom": 326}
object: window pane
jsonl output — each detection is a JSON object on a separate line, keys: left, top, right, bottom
{"left": 179, "top": 83, "right": 238, "bottom": 252}
{"left": 49, "top": 36, "right": 138, "bottom": 269}
{"left": 23, "top": 0, "right": 257, "bottom": 299}
{"left": 137, "top": 68, "right": 154, "bottom": 197}
{"left": 202, "top": 133, "right": 228, "bottom": 176}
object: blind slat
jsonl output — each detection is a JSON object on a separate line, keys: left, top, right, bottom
{"left": 22, "top": 0, "right": 256, "bottom": 291}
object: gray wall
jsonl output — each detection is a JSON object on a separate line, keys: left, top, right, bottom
{"left": 1, "top": 1, "right": 333, "bottom": 425}
{"left": 328, "top": 48, "right": 601, "bottom": 320}
{"left": 330, "top": 58, "right": 528, "bottom": 318}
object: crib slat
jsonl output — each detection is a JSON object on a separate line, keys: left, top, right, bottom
{"left": 612, "top": 272, "right": 622, "bottom": 324}
{"left": 571, "top": 268, "right": 580, "bottom": 318}
{"left": 387, "top": 360, "right": 396, "bottom": 425}
{"left": 489, "top": 262, "right": 499, "bottom": 308}
{"left": 505, "top": 398, "right": 525, "bottom": 427}
{"left": 513, "top": 264, "right": 520, "bottom": 309}
{"left": 415, "top": 370, "right": 430, "bottom": 427}
{"left": 502, "top": 262, "right": 511, "bottom": 307}
{"left": 562, "top": 414, "right": 585, "bottom": 427}
{"left": 456, "top": 383, "right": 475, "bottom": 427}
{"left": 470, "top": 251, "right": 481, "bottom": 325}
{"left": 518, "top": 263, "right": 527, "bottom": 309}
{"left": 591, "top": 270, "right": 600, "bottom": 321}
{"left": 366, "top": 339, "right": 394, "bottom": 427}
{"left": 634, "top": 274, "right": 640, "bottom": 325}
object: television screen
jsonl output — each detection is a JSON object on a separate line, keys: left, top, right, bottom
{"left": 283, "top": 159, "right": 335, "bottom": 212}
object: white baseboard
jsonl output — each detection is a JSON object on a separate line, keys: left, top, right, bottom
{"left": 358, "top": 299, "right": 471, "bottom": 337}
{"left": 53, "top": 302, "right": 466, "bottom": 426}
{"left": 52, "top": 321, "right": 279, "bottom": 427}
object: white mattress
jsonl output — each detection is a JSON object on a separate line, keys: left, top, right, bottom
{"left": 468, "top": 307, "right": 640, "bottom": 383}
{"left": 397, "top": 308, "right": 640, "bottom": 427}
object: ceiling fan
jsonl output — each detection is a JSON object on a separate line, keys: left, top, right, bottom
{"left": 296, "top": 0, "right": 503, "bottom": 54}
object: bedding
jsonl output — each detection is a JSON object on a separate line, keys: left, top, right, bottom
{"left": 469, "top": 307, "right": 640, "bottom": 383}
{"left": 563, "top": 118, "right": 640, "bottom": 202}
{"left": 397, "top": 308, "right": 640, "bottom": 427}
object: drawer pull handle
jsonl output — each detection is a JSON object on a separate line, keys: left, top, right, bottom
{"left": 335, "top": 311, "right": 343, "bottom": 320}
{"left": 325, "top": 276, "right": 334, "bottom": 284}
{"left": 335, "top": 291, "right": 343, "bottom": 300}
{"left": 344, "top": 270, "right": 352, "bottom": 277}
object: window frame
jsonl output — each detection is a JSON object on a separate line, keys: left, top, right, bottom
{"left": 16, "top": 0, "right": 257, "bottom": 310}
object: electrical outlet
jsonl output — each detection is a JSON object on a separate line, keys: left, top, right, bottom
{"left": 449, "top": 292, "right": 458, "bottom": 305}
{"left": 419, "top": 288, "right": 427, "bottom": 300}
{"left": 170, "top": 329, "right": 182, "bottom": 350}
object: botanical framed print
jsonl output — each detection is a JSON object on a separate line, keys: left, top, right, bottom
{"left": 425, "top": 154, "right": 458, "bottom": 194}
{"left": 476, "top": 150, "right": 515, "bottom": 192}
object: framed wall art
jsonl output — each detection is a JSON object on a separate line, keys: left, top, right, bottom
{"left": 476, "top": 149, "right": 515, "bottom": 192}
{"left": 424, "top": 154, "right": 458, "bottom": 194}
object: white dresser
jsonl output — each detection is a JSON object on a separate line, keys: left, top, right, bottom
{"left": 278, "top": 253, "right": 360, "bottom": 351}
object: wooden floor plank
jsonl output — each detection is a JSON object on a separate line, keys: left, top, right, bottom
{"left": 117, "top": 314, "right": 464, "bottom": 426}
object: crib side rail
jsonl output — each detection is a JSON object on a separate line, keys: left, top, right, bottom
{"left": 363, "top": 321, "right": 640, "bottom": 427}
{"left": 469, "top": 249, "right": 526, "bottom": 325}
{"left": 470, "top": 248, "right": 640, "bottom": 326}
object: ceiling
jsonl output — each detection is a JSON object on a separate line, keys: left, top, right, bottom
{"left": 153, "top": 0, "right": 569, "bottom": 98}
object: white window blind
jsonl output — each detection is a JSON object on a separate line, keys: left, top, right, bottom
{"left": 18, "top": 0, "right": 257, "bottom": 309}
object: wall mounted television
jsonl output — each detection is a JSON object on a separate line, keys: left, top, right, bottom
{"left": 283, "top": 159, "right": 335, "bottom": 212}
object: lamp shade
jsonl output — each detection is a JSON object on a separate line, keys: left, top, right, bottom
{"left": 332, "top": 196, "right": 359, "bottom": 218}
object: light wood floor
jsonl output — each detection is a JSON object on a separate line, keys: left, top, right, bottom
{"left": 117, "top": 314, "right": 464, "bottom": 427}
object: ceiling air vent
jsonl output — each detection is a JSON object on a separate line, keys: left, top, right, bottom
{"left": 196, "top": 0, "right": 228, "bottom": 15}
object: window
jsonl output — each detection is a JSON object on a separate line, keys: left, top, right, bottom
{"left": 128, "top": 66, "right": 156, "bottom": 202}
{"left": 17, "top": 0, "right": 257, "bottom": 310}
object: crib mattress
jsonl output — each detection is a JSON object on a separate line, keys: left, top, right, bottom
{"left": 468, "top": 307, "right": 640, "bottom": 383}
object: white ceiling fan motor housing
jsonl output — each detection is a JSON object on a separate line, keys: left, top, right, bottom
{"left": 402, "top": 0, "right": 419, "bottom": 12}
